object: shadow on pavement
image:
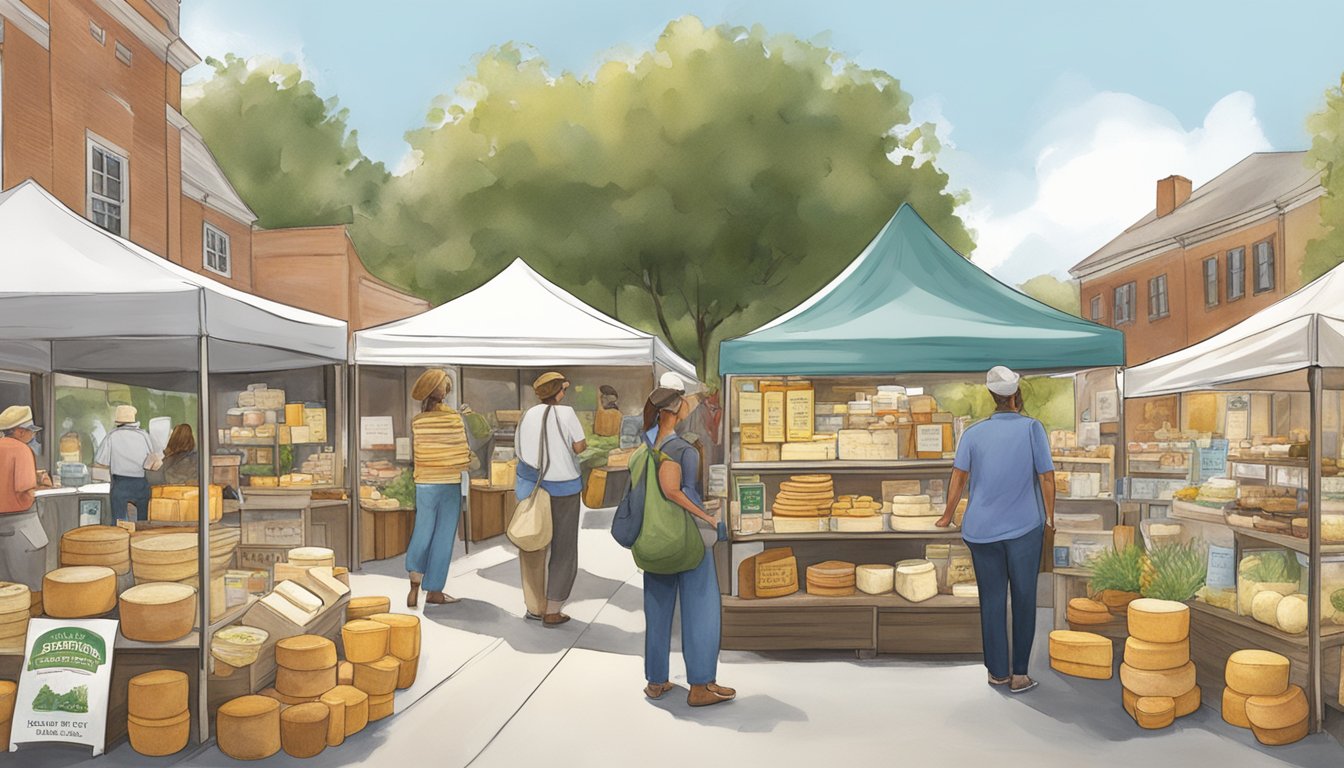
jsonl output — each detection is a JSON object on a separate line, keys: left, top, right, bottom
{"left": 643, "top": 685, "right": 810, "bottom": 734}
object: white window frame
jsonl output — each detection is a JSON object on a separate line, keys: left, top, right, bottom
{"left": 202, "top": 222, "right": 231, "bottom": 278}
{"left": 86, "top": 133, "right": 129, "bottom": 237}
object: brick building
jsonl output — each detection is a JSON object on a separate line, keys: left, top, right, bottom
{"left": 1070, "top": 152, "right": 1325, "bottom": 366}
{"left": 0, "top": 0, "right": 427, "bottom": 328}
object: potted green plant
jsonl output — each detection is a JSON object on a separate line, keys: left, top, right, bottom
{"left": 1088, "top": 545, "right": 1144, "bottom": 615}
{"left": 1141, "top": 540, "right": 1208, "bottom": 602}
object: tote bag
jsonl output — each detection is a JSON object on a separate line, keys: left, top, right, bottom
{"left": 610, "top": 444, "right": 651, "bottom": 548}
{"left": 632, "top": 443, "right": 704, "bottom": 575}
{"left": 507, "top": 406, "right": 554, "bottom": 552}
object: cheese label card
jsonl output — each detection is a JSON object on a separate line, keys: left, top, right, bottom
{"left": 762, "top": 391, "right": 786, "bottom": 443}
{"left": 12, "top": 619, "right": 118, "bottom": 755}
{"left": 737, "top": 482, "right": 766, "bottom": 518}
{"left": 916, "top": 425, "right": 944, "bottom": 453}
{"left": 738, "top": 392, "right": 763, "bottom": 425}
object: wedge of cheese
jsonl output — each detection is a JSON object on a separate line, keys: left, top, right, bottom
{"left": 1127, "top": 598, "right": 1189, "bottom": 643}
{"left": 1225, "top": 650, "right": 1291, "bottom": 696}
{"left": 855, "top": 564, "right": 894, "bottom": 595}
{"left": 1123, "top": 637, "right": 1189, "bottom": 671}
{"left": 1049, "top": 630, "right": 1113, "bottom": 667}
{"left": 274, "top": 580, "right": 323, "bottom": 614}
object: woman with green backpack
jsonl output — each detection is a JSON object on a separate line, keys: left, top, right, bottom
{"left": 633, "top": 387, "right": 736, "bottom": 708}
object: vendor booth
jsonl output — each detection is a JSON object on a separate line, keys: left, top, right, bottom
{"left": 0, "top": 181, "right": 352, "bottom": 749}
{"left": 351, "top": 258, "right": 698, "bottom": 558}
{"left": 716, "top": 205, "right": 1124, "bottom": 655}
{"left": 1124, "top": 260, "right": 1344, "bottom": 734}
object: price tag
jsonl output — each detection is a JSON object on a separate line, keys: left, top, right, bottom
{"left": 916, "top": 425, "right": 943, "bottom": 453}
{"left": 1196, "top": 438, "right": 1228, "bottom": 482}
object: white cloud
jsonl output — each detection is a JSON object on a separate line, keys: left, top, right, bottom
{"left": 960, "top": 90, "right": 1273, "bottom": 285}
{"left": 180, "top": 3, "right": 313, "bottom": 85}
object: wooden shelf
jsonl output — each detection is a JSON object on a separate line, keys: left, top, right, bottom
{"left": 1233, "top": 527, "right": 1344, "bottom": 555}
{"left": 114, "top": 595, "right": 259, "bottom": 651}
{"left": 1054, "top": 566, "right": 1094, "bottom": 578}
{"left": 1228, "top": 456, "right": 1310, "bottom": 468}
{"left": 732, "top": 459, "right": 954, "bottom": 473}
{"left": 1169, "top": 500, "right": 1228, "bottom": 524}
{"left": 723, "top": 592, "right": 978, "bottom": 611}
{"left": 1187, "top": 599, "right": 1344, "bottom": 649}
{"left": 733, "top": 530, "right": 963, "bottom": 543}
{"left": 1128, "top": 469, "right": 1192, "bottom": 477}
{"left": 1052, "top": 456, "right": 1115, "bottom": 465}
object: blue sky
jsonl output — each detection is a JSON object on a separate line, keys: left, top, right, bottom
{"left": 180, "top": 0, "right": 1344, "bottom": 282}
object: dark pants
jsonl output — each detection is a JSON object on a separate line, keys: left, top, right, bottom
{"left": 966, "top": 525, "right": 1044, "bottom": 678}
{"left": 110, "top": 475, "right": 151, "bottom": 522}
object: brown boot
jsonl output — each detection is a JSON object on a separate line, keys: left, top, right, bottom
{"left": 407, "top": 578, "right": 421, "bottom": 608}
{"left": 688, "top": 684, "right": 733, "bottom": 707}
{"left": 707, "top": 682, "right": 736, "bottom": 698}
{"left": 644, "top": 682, "right": 674, "bottom": 699}
{"left": 543, "top": 612, "right": 570, "bottom": 627}
{"left": 425, "top": 591, "right": 458, "bottom": 605}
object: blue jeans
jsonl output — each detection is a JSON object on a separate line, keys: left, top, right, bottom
{"left": 110, "top": 475, "right": 151, "bottom": 522}
{"left": 643, "top": 551, "right": 720, "bottom": 686}
{"left": 966, "top": 525, "right": 1044, "bottom": 679}
{"left": 405, "top": 483, "right": 462, "bottom": 592}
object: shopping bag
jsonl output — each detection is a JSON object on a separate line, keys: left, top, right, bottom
{"left": 508, "top": 406, "right": 555, "bottom": 552}
{"left": 610, "top": 445, "right": 651, "bottom": 548}
{"left": 632, "top": 446, "right": 704, "bottom": 575}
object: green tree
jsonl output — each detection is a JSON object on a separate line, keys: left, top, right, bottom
{"left": 1017, "top": 274, "right": 1081, "bottom": 317}
{"left": 1306, "top": 74, "right": 1344, "bottom": 282}
{"left": 183, "top": 55, "right": 388, "bottom": 231}
{"left": 376, "top": 17, "right": 972, "bottom": 378}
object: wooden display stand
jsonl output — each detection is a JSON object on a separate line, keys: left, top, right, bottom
{"left": 465, "top": 484, "right": 516, "bottom": 542}
{"left": 360, "top": 506, "right": 414, "bottom": 563}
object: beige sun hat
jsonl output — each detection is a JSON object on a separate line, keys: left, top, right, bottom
{"left": 0, "top": 405, "right": 37, "bottom": 431}
{"left": 113, "top": 405, "right": 139, "bottom": 425}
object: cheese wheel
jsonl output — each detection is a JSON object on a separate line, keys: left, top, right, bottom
{"left": 0, "top": 680, "right": 16, "bottom": 722}
{"left": 28, "top": 590, "right": 41, "bottom": 617}
{"left": 369, "top": 613, "right": 421, "bottom": 660}
{"left": 43, "top": 567, "right": 117, "bottom": 618}
{"left": 1245, "top": 685, "right": 1309, "bottom": 730}
{"left": 128, "top": 670, "right": 189, "bottom": 720}
{"left": 367, "top": 692, "right": 394, "bottom": 722}
{"left": 1048, "top": 631, "right": 1112, "bottom": 667}
{"left": 275, "top": 665, "right": 337, "bottom": 699}
{"left": 338, "top": 661, "right": 354, "bottom": 687}
{"left": 60, "top": 552, "right": 131, "bottom": 574}
{"left": 118, "top": 583, "right": 197, "bottom": 643}
{"left": 1174, "top": 685, "right": 1201, "bottom": 718}
{"left": 1275, "top": 594, "right": 1308, "bottom": 634}
{"left": 321, "top": 685, "right": 369, "bottom": 737}
{"left": 1050, "top": 658, "right": 1112, "bottom": 680}
{"left": 275, "top": 635, "right": 338, "bottom": 671}
{"left": 397, "top": 655, "right": 419, "bottom": 689}
{"left": 1135, "top": 696, "right": 1175, "bottom": 730}
{"left": 0, "top": 615, "right": 27, "bottom": 640}
{"left": 127, "top": 710, "right": 190, "bottom": 756}
{"left": 1067, "top": 598, "right": 1112, "bottom": 626}
{"left": 216, "top": 695, "right": 281, "bottom": 761}
{"left": 263, "top": 687, "right": 320, "bottom": 706}
{"left": 353, "top": 655, "right": 400, "bottom": 696}
{"left": 288, "top": 547, "right": 335, "bottom": 568}
{"left": 60, "top": 525, "right": 130, "bottom": 556}
{"left": 1123, "top": 637, "right": 1190, "bottom": 671}
{"left": 855, "top": 564, "right": 894, "bottom": 595}
{"left": 280, "top": 702, "right": 330, "bottom": 759}
{"left": 1251, "top": 717, "right": 1308, "bottom": 746}
{"left": 132, "top": 560, "right": 199, "bottom": 582}
{"left": 1223, "top": 687, "right": 1252, "bottom": 728}
{"left": 1225, "top": 650, "right": 1291, "bottom": 696}
{"left": 346, "top": 596, "right": 392, "bottom": 621}
{"left": 1119, "top": 661, "right": 1196, "bottom": 697}
{"left": 320, "top": 690, "right": 346, "bottom": 747}
{"left": 130, "top": 533, "right": 198, "bottom": 565}
{"left": 1122, "top": 687, "right": 1139, "bottom": 720}
{"left": 342, "top": 620, "right": 391, "bottom": 663}
{"left": 1251, "top": 590, "right": 1285, "bottom": 626}
{"left": 0, "top": 584, "right": 29, "bottom": 614}
{"left": 1127, "top": 598, "right": 1189, "bottom": 643}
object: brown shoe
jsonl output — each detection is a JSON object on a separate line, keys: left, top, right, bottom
{"left": 644, "top": 682, "right": 674, "bottom": 699}
{"left": 543, "top": 613, "right": 570, "bottom": 627}
{"left": 707, "top": 682, "right": 736, "bottom": 698}
{"left": 407, "top": 580, "right": 421, "bottom": 608}
{"left": 688, "top": 684, "right": 733, "bottom": 707}
{"left": 425, "top": 591, "right": 458, "bottom": 605}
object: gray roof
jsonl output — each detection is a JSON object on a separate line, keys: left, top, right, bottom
{"left": 180, "top": 125, "right": 257, "bottom": 225}
{"left": 1070, "top": 152, "right": 1321, "bottom": 278}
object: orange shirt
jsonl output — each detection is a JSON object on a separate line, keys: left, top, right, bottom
{"left": 0, "top": 436, "right": 37, "bottom": 513}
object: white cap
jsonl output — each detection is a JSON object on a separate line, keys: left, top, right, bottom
{"left": 986, "top": 366, "right": 1021, "bottom": 396}
{"left": 659, "top": 372, "right": 687, "bottom": 393}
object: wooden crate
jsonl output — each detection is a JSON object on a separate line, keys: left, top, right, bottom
{"left": 239, "top": 594, "right": 350, "bottom": 683}
{"left": 465, "top": 485, "right": 516, "bottom": 542}
{"left": 360, "top": 507, "right": 414, "bottom": 563}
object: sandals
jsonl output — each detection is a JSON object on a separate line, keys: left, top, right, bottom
{"left": 644, "top": 682, "right": 674, "bottom": 700}
{"left": 988, "top": 674, "right": 1011, "bottom": 687}
{"left": 407, "top": 579, "right": 421, "bottom": 608}
{"left": 1010, "top": 676, "right": 1038, "bottom": 694}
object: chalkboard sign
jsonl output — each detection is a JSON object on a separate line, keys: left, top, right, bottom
{"left": 737, "top": 482, "right": 766, "bottom": 516}
{"left": 1196, "top": 439, "right": 1229, "bottom": 482}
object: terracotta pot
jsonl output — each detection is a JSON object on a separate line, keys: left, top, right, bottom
{"left": 1095, "top": 589, "right": 1141, "bottom": 615}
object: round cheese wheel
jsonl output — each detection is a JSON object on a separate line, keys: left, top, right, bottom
{"left": 263, "top": 687, "right": 320, "bottom": 706}
{"left": 367, "top": 692, "right": 394, "bottom": 722}
{"left": 0, "top": 614, "right": 28, "bottom": 640}
{"left": 60, "top": 525, "right": 129, "bottom": 556}
{"left": 321, "top": 685, "right": 369, "bottom": 737}
{"left": 43, "top": 566, "right": 117, "bottom": 618}
{"left": 342, "top": 620, "right": 391, "bottom": 663}
{"left": 1251, "top": 717, "right": 1309, "bottom": 746}
{"left": 1123, "top": 636, "right": 1190, "bottom": 671}
{"left": 346, "top": 596, "right": 392, "bottom": 622}
{"left": 1127, "top": 598, "right": 1189, "bottom": 643}
{"left": 280, "top": 702, "right": 330, "bottom": 759}
{"left": 369, "top": 613, "right": 421, "bottom": 660}
{"left": 275, "top": 665, "right": 337, "bottom": 699}
{"left": 1119, "top": 661, "right": 1196, "bottom": 698}
{"left": 275, "top": 635, "right": 338, "bottom": 671}
{"left": 1275, "top": 594, "right": 1308, "bottom": 634}
{"left": 338, "top": 661, "right": 354, "bottom": 687}
{"left": 396, "top": 655, "right": 419, "bottom": 690}
{"left": 1245, "top": 685, "right": 1309, "bottom": 730}
{"left": 1251, "top": 590, "right": 1285, "bottom": 626}
{"left": 1174, "top": 685, "right": 1201, "bottom": 718}
{"left": 1121, "top": 687, "right": 1139, "bottom": 720}
{"left": 119, "top": 583, "right": 197, "bottom": 643}
{"left": 353, "top": 655, "right": 400, "bottom": 697}
{"left": 855, "top": 564, "right": 895, "bottom": 595}
{"left": 1223, "top": 686, "right": 1252, "bottom": 728}
{"left": 320, "top": 689, "right": 346, "bottom": 747}
{"left": 0, "top": 583, "right": 30, "bottom": 615}
{"left": 131, "top": 560, "right": 199, "bottom": 583}
{"left": 130, "top": 533, "right": 198, "bottom": 565}
{"left": 1049, "top": 658, "right": 1112, "bottom": 680}
{"left": 127, "top": 710, "right": 190, "bottom": 757}
{"left": 127, "top": 670, "right": 189, "bottom": 720}
{"left": 1135, "top": 696, "right": 1175, "bottom": 729}
{"left": 216, "top": 695, "right": 281, "bottom": 761}
{"left": 1049, "top": 630, "right": 1113, "bottom": 668}
{"left": 0, "top": 680, "right": 17, "bottom": 722}
{"left": 1225, "top": 650, "right": 1291, "bottom": 696}
{"left": 60, "top": 551, "right": 131, "bottom": 574}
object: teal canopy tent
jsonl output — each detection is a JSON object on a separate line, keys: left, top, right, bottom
{"left": 719, "top": 205, "right": 1125, "bottom": 376}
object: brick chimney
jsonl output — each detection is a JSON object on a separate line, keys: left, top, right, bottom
{"left": 1156, "top": 175, "right": 1192, "bottom": 217}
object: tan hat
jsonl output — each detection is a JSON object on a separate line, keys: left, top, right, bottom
{"left": 0, "top": 405, "right": 37, "bottom": 432}
{"left": 412, "top": 369, "right": 451, "bottom": 400}
{"left": 533, "top": 372, "right": 569, "bottom": 400}
{"left": 114, "top": 405, "right": 138, "bottom": 425}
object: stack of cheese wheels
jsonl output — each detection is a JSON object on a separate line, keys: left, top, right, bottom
{"left": 118, "top": 583, "right": 197, "bottom": 643}
{"left": 275, "top": 634, "right": 338, "bottom": 705}
{"left": 0, "top": 680, "right": 15, "bottom": 751}
{"left": 894, "top": 559, "right": 938, "bottom": 602}
{"left": 280, "top": 702, "right": 331, "bottom": 758}
{"left": 1049, "top": 630, "right": 1113, "bottom": 680}
{"left": 831, "top": 495, "right": 883, "bottom": 532}
{"left": 131, "top": 533, "right": 198, "bottom": 584}
{"left": 805, "top": 561, "right": 856, "bottom": 597}
{"left": 771, "top": 475, "right": 834, "bottom": 533}
{"left": 288, "top": 547, "right": 336, "bottom": 569}
{"left": 888, "top": 494, "right": 941, "bottom": 531}
{"left": 127, "top": 670, "right": 190, "bottom": 756}
{"left": 338, "top": 661, "right": 354, "bottom": 687}
{"left": 371, "top": 613, "right": 421, "bottom": 689}
{"left": 1066, "top": 597, "right": 1112, "bottom": 629}
{"left": 1119, "top": 598, "right": 1198, "bottom": 729}
{"left": 217, "top": 695, "right": 281, "bottom": 761}
{"left": 319, "top": 685, "right": 369, "bottom": 747}
{"left": 354, "top": 656, "right": 400, "bottom": 721}
{"left": 43, "top": 566, "right": 117, "bottom": 618}
{"left": 855, "top": 564, "right": 895, "bottom": 595}
{"left": 1223, "top": 650, "right": 1306, "bottom": 745}
{"left": 346, "top": 596, "right": 392, "bottom": 622}
{"left": 59, "top": 525, "right": 130, "bottom": 575}
{"left": 0, "top": 584, "right": 31, "bottom": 653}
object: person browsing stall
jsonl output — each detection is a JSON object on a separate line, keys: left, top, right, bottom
{"left": 147, "top": 424, "right": 198, "bottom": 486}
{"left": 94, "top": 405, "right": 159, "bottom": 522}
{"left": 0, "top": 406, "right": 51, "bottom": 591}
{"left": 405, "top": 369, "right": 472, "bottom": 608}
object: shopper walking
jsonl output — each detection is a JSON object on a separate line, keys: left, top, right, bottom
{"left": 514, "top": 372, "right": 586, "bottom": 626}
{"left": 937, "top": 366, "right": 1055, "bottom": 693}
{"left": 94, "top": 405, "right": 158, "bottom": 522}
{"left": 406, "top": 369, "right": 472, "bottom": 608}
{"left": 0, "top": 405, "right": 50, "bottom": 590}
{"left": 147, "top": 424, "right": 198, "bottom": 486}
{"left": 639, "top": 387, "right": 736, "bottom": 707}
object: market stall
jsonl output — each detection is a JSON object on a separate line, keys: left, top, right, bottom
{"left": 351, "top": 258, "right": 698, "bottom": 558}
{"left": 716, "top": 204, "right": 1124, "bottom": 655}
{"left": 1124, "top": 260, "right": 1344, "bottom": 733}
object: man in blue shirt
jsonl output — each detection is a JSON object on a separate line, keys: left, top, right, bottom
{"left": 937, "top": 366, "right": 1055, "bottom": 693}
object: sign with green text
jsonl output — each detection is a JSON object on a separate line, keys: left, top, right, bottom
{"left": 11, "top": 618, "right": 118, "bottom": 755}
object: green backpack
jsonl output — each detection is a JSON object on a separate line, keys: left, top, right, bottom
{"left": 630, "top": 444, "right": 705, "bottom": 575}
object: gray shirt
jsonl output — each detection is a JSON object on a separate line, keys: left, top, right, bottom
{"left": 94, "top": 425, "right": 155, "bottom": 478}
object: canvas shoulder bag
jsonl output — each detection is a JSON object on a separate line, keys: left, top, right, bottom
{"left": 507, "top": 406, "right": 554, "bottom": 552}
{"left": 632, "top": 438, "right": 705, "bottom": 575}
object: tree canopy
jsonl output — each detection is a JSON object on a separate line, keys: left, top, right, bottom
{"left": 1306, "top": 74, "right": 1344, "bottom": 282}
{"left": 1017, "top": 274, "right": 1081, "bottom": 317}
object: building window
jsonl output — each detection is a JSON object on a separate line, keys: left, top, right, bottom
{"left": 203, "top": 223, "right": 231, "bottom": 277}
{"left": 1148, "top": 274, "right": 1169, "bottom": 320}
{"left": 1227, "top": 247, "right": 1245, "bottom": 301}
{"left": 1113, "top": 282, "right": 1136, "bottom": 325}
{"left": 1253, "top": 239, "right": 1275, "bottom": 294}
{"left": 89, "top": 20, "right": 105, "bottom": 45}
{"left": 1090, "top": 295, "right": 1103, "bottom": 323}
{"left": 1203, "top": 257, "right": 1218, "bottom": 307}
{"left": 115, "top": 42, "right": 133, "bottom": 66}
{"left": 87, "top": 138, "right": 127, "bottom": 237}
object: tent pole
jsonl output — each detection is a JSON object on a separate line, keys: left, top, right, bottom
{"left": 1309, "top": 365, "right": 1324, "bottom": 732}
{"left": 349, "top": 363, "right": 361, "bottom": 572}
{"left": 195, "top": 330, "right": 212, "bottom": 744}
